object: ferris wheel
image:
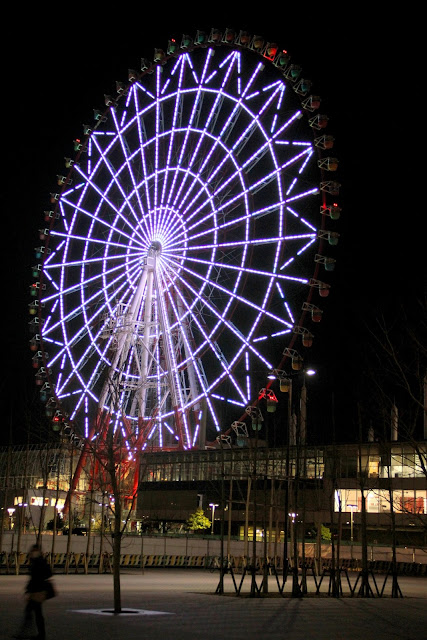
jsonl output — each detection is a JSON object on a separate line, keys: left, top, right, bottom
{"left": 30, "top": 28, "right": 340, "bottom": 455}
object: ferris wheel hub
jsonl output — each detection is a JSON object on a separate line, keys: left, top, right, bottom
{"left": 149, "top": 240, "right": 162, "bottom": 255}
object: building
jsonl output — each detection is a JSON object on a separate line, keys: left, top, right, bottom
{"left": 1, "top": 440, "right": 425, "bottom": 549}
{"left": 137, "top": 441, "right": 427, "bottom": 547}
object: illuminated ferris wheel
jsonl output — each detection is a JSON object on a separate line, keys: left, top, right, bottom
{"left": 31, "top": 28, "right": 340, "bottom": 454}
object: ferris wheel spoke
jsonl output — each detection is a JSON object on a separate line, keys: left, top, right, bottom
{"left": 130, "top": 90, "right": 155, "bottom": 225}
{"left": 167, "top": 127, "right": 218, "bottom": 213}
{"left": 48, "top": 238, "right": 144, "bottom": 268}
{"left": 178, "top": 252, "right": 312, "bottom": 283}
{"left": 185, "top": 145, "right": 312, "bottom": 225}
{"left": 154, "top": 272, "right": 192, "bottom": 446}
{"left": 177, "top": 202, "right": 316, "bottom": 252}
{"left": 166, "top": 258, "right": 281, "bottom": 359}
{"left": 109, "top": 110, "right": 154, "bottom": 239}
{"left": 167, "top": 52, "right": 240, "bottom": 209}
{"left": 181, "top": 157, "right": 272, "bottom": 224}
{"left": 42, "top": 250, "right": 141, "bottom": 313}
{"left": 184, "top": 230, "right": 314, "bottom": 254}
{"left": 161, "top": 269, "right": 249, "bottom": 406}
{"left": 45, "top": 307, "right": 111, "bottom": 372}
{"left": 160, "top": 265, "right": 227, "bottom": 355}
{"left": 72, "top": 165, "right": 134, "bottom": 230}
{"left": 55, "top": 333, "right": 111, "bottom": 399}
{"left": 156, "top": 271, "right": 222, "bottom": 408}
{"left": 158, "top": 58, "right": 189, "bottom": 209}
{"left": 178, "top": 140, "right": 243, "bottom": 218}
{"left": 175, "top": 259, "right": 293, "bottom": 329}
{"left": 61, "top": 187, "right": 148, "bottom": 246}
{"left": 174, "top": 89, "right": 295, "bottom": 217}
{"left": 153, "top": 66, "right": 163, "bottom": 209}
{"left": 229, "top": 84, "right": 283, "bottom": 157}
{"left": 42, "top": 266, "right": 136, "bottom": 346}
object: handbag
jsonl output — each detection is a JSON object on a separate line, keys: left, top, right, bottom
{"left": 29, "top": 591, "right": 46, "bottom": 603}
{"left": 45, "top": 580, "right": 57, "bottom": 600}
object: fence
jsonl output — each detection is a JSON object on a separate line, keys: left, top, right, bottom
{"left": 1, "top": 548, "right": 427, "bottom": 577}
{"left": 2, "top": 531, "right": 427, "bottom": 568}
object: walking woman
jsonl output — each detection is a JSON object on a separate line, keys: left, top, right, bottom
{"left": 13, "top": 544, "right": 53, "bottom": 640}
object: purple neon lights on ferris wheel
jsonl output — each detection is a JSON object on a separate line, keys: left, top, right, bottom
{"left": 40, "top": 43, "right": 327, "bottom": 450}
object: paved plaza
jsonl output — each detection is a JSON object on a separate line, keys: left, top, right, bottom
{"left": 0, "top": 569, "right": 426, "bottom": 640}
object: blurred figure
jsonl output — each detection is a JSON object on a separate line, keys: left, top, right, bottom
{"left": 13, "top": 544, "right": 52, "bottom": 640}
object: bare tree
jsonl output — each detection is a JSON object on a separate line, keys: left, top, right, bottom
{"left": 68, "top": 386, "right": 138, "bottom": 612}
{"left": 362, "top": 295, "right": 426, "bottom": 445}
{"left": 354, "top": 294, "right": 426, "bottom": 594}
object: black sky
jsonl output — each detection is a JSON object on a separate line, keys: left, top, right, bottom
{"left": 2, "top": 11, "right": 424, "bottom": 445}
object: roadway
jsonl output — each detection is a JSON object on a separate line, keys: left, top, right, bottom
{"left": 0, "top": 569, "right": 426, "bottom": 639}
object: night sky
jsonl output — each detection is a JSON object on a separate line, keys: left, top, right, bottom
{"left": 2, "top": 11, "right": 423, "bottom": 446}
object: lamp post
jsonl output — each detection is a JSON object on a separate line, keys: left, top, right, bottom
{"left": 56, "top": 504, "right": 64, "bottom": 535}
{"left": 272, "top": 366, "right": 316, "bottom": 444}
{"left": 276, "top": 366, "right": 316, "bottom": 592}
{"left": 209, "top": 503, "right": 218, "bottom": 535}
{"left": 348, "top": 504, "right": 357, "bottom": 560}
{"left": 7, "top": 508, "right": 15, "bottom": 530}
{"left": 299, "top": 368, "right": 316, "bottom": 445}
{"left": 287, "top": 510, "right": 302, "bottom": 597}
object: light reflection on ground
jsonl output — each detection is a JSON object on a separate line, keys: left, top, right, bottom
{"left": 71, "top": 608, "right": 173, "bottom": 616}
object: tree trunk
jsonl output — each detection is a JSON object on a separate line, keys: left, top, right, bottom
{"left": 357, "top": 411, "right": 374, "bottom": 597}
{"left": 113, "top": 499, "right": 122, "bottom": 612}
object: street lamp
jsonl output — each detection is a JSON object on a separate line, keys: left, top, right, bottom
{"left": 209, "top": 503, "right": 218, "bottom": 535}
{"left": 348, "top": 504, "right": 357, "bottom": 560}
{"left": 7, "top": 508, "right": 15, "bottom": 530}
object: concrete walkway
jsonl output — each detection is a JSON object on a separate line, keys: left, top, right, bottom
{"left": 0, "top": 569, "right": 426, "bottom": 640}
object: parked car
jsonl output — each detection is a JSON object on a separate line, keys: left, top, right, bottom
{"left": 62, "top": 526, "right": 89, "bottom": 536}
